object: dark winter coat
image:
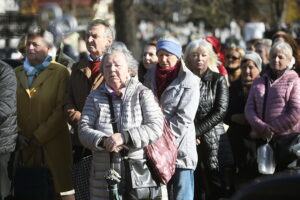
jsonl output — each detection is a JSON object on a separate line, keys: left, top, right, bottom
{"left": 195, "top": 69, "right": 233, "bottom": 170}
{"left": 0, "top": 60, "right": 18, "bottom": 154}
{"left": 224, "top": 79, "right": 257, "bottom": 170}
{"left": 65, "top": 56, "right": 104, "bottom": 146}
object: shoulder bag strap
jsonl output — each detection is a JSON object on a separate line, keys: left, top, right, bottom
{"left": 262, "top": 77, "right": 269, "bottom": 122}
{"left": 106, "top": 93, "right": 119, "bottom": 133}
{"left": 106, "top": 94, "right": 123, "bottom": 168}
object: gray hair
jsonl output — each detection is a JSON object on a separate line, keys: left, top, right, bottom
{"left": 184, "top": 39, "right": 219, "bottom": 73}
{"left": 101, "top": 41, "right": 138, "bottom": 76}
{"left": 270, "top": 41, "right": 294, "bottom": 62}
{"left": 255, "top": 39, "right": 272, "bottom": 58}
{"left": 87, "top": 19, "right": 115, "bottom": 40}
{"left": 27, "top": 25, "right": 54, "bottom": 47}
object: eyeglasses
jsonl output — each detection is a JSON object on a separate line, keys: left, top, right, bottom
{"left": 226, "top": 55, "right": 240, "bottom": 60}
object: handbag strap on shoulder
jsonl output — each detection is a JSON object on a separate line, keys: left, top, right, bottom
{"left": 106, "top": 93, "right": 124, "bottom": 166}
{"left": 262, "top": 77, "right": 269, "bottom": 122}
{"left": 106, "top": 93, "right": 119, "bottom": 133}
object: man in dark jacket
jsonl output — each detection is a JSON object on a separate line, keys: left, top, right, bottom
{"left": 65, "top": 19, "right": 114, "bottom": 162}
{"left": 64, "top": 19, "right": 114, "bottom": 200}
{"left": 0, "top": 60, "right": 18, "bottom": 200}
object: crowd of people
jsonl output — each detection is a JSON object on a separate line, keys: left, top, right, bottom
{"left": 1, "top": 17, "right": 300, "bottom": 200}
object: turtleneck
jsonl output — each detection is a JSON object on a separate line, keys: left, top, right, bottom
{"left": 269, "top": 68, "right": 287, "bottom": 83}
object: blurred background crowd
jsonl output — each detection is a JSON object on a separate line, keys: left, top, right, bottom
{"left": 1, "top": 0, "right": 300, "bottom": 62}
{"left": 1, "top": 0, "right": 300, "bottom": 200}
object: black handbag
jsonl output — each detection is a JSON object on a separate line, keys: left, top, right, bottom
{"left": 13, "top": 149, "right": 55, "bottom": 200}
{"left": 106, "top": 94, "right": 161, "bottom": 200}
{"left": 124, "top": 158, "right": 161, "bottom": 200}
{"left": 262, "top": 77, "right": 300, "bottom": 170}
{"left": 269, "top": 133, "right": 300, "bottom": 169}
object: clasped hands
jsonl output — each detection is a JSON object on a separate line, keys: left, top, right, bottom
{"left": 103, "top": 133, "right": 128, "bottom": 153}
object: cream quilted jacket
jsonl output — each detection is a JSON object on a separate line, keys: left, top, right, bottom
{"left": 79, "top": 76, "right": 163, "bottom": 200}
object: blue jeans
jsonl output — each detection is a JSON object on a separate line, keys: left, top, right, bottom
{"left": 167, "top": 168, "right": 194, "bottom": 200}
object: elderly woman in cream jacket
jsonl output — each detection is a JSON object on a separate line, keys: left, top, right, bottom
{"left": 79, "top": 42, "right": 164, "bottom": 200}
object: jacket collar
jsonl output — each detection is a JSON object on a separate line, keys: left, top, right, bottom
{"left": 200, "top": 68, "right": 213, "bottom": 81}
{"left": 75, "top": 56, "right": 104, "bottom": 90}
{"left": 16, "top": 63, "right": 56, "bottom": 97}
{"left": 146, "top": 59, "right": 190, "bottom": 92}
{"left": 263, "top": 68, "right": 297, "bottom": 84}
{"left": 100, "top": 76, "right": 140, "bottom": 101}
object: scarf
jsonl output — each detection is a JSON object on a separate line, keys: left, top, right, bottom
{"left": 23, "top": 55, "right": 52, "bottom": 88}
{"left": 268, "top": 67, "right": 288, "bottom": 83}
{"left": 89, "top": 60, "right": 101, "bottom": 81}
{"left": 156, "top": 62, "right": 180, "bottom": 99}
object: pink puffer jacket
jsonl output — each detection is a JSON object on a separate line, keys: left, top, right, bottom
{"left": 245, "top": 70, "right": 300, "bottom": 139}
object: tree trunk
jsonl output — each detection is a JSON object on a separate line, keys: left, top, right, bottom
{"left": 270, "top": 0, "right": 287, "bottom": 29}
{"left": 113, "top": 0, "right": 141, "bottom": 59}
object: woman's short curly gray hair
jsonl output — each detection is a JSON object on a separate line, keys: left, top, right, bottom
{"left": 101, "top": 41, "right": 138, "bottom": 76}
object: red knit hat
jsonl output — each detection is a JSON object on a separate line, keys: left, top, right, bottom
{"left": 205, "top": 36, "right": 227, "bottom": 75}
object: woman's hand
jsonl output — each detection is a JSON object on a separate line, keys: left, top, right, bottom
{"left": 104, "top": 133, "right": 126, "bottom": 152}
{"left": 265, "top": 127, "right": 274, "bottom": 141}
{"left": 113, "top": 145, "right": 129, "bottom": 153}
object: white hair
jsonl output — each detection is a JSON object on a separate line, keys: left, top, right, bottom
{"left": 184, "top": 39, "right": 219, "bottom": 73}
{"left": 101, "top": 41, "right": 138, "bottom": 76}
{"left": 270, "top": 41, "right": 295, "bottom": 68}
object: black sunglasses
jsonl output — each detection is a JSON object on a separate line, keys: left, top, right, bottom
{"left": 226, "top": 55, "right": 240, "bottom": 60}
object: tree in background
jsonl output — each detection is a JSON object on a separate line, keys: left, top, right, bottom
{"left": 113, "top": 0, "right": 141, "bottom": 58}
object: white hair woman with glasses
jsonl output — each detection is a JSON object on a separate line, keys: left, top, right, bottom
{"left": 79, "top": 42, "right": 164, "bottom": 200}
{"left": 184, "top": 39, "right": 234, "bottom": 200}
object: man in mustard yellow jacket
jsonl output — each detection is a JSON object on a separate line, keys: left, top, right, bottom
{"left": 15, "top": 26, "right": 74, "bottom": 200}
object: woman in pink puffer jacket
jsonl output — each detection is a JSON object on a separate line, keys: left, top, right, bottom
{"left": 245, "top": 41, "right": 300, "bottom": 140}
